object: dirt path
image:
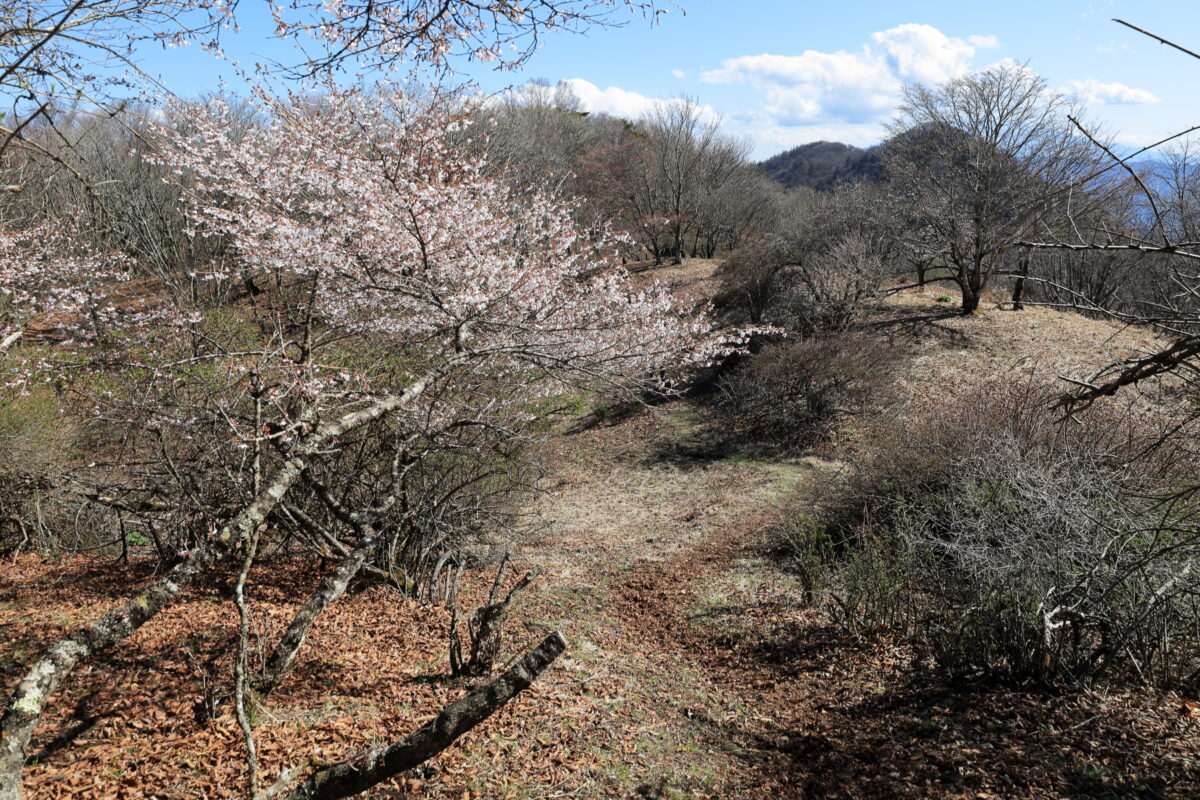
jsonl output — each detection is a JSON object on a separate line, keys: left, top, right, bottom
{"left": 503, "top": 398, "right": 824, "bottom": 798}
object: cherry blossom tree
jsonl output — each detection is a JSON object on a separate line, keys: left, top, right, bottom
{"left": 0, "top": 82, "right": 728, "bottom": 798}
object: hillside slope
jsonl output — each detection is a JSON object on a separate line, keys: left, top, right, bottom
{"left": 3, "top": 263, "right": 1196, "bottom": 799}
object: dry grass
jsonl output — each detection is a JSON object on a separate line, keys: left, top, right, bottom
{"left": 526, "top": 401, "right": 802, "bottom": 570}
{"left": 628, "top": 258, "right": 724, "bottom": 309}
{"left": 876, "top": 287, "right": 1177, "bottom": 399}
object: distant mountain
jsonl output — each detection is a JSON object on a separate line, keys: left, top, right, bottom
{"left": 758, "top": 141, "right": 885, "bottom": 191}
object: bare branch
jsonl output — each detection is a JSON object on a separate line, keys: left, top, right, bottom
{"left": 274, "top": 632, "right": 567, "bottom": 800}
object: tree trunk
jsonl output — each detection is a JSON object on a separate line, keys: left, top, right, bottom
{"left": 278, "top": 632, "right": 566, "bottom": 800}
{"left": 254, "top": 537, "right": 382, "bottom": 699}
{"left": 960, "top": 274, "right": 981, "bottom": 314}
{"left": 1011, "top": 257, "right": 1029, "bottom": 311}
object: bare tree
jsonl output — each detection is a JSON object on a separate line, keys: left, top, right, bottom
{"left": 575, "top": 124, "right": 669, "bottom": 261}
{"left": 688, "top": 148, "right": 776, "bottom": 258}
{"left": 886, "top": 62, "right": 1104, "bottom": 313}
{"left": 571, "top": 97, "right": 758, "bottom": 265}
{"left": 643, "top": 97, "right": 749, "bottom": 264}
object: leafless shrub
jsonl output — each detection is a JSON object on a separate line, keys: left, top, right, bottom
{"left": 0, "top": 391, "right": 75, "bottom": 553}
{"left": 812, "top": 379, "right": 1176, "bottom": 532}
{"left": 799, "top": 379, "right": 1200, "bottom": 690}
{"left": 716, "top": 236, "right": 793, "bottom": 324}
{"left": 776, "top": 515, "right": 909, "bottom": 633}
{"left": 894, "top": 435, "right": 1199, "bottom": 689}
{"left": 74, "top": 334, "right": 539, "bottom": 586}
{"left": 718, "top": 333, "right": 894, "bottom": 450}
{"left": 771, "top": 234, "right": 887, "bottom": 334}
{"left": 1023, "top": 248, "right": 1148, "bottom": 316}
{"left": 717, "top": 187, "right": 894, "bottom": 331}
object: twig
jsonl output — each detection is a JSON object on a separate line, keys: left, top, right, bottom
{"left": 1114, "top": 19, "right": 1200, "bottom": 62}
{"left": 1067, "top": 114, "right": 1170, "bottom": 246}
{"left": 1068, "top": 713, "right": 1104, "bottom": 731}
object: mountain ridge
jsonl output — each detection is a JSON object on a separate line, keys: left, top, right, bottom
{"left": 758, "top": 140, "right": 884, "bottom": 191}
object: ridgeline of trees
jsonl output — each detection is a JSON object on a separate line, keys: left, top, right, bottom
{"left": 481, "top": 83, "right": 781, "bottom": 264}
{"left": 758, "top": 140, "right": 884, "bottom": 191}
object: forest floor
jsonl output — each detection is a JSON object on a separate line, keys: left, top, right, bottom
{"left": 3, "top": 260, "right": 1200, "bottom": 799}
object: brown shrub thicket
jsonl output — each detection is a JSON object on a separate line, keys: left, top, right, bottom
{"left": 718, "top": 333, "right": 895, "bottom": 450}
{"left": 783, "top": 379, "right": 1200, "bottom": 691}
{"left": 716, "top": 192, "right": 893, "bottom": 333}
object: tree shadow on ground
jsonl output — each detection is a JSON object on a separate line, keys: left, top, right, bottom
{"left": 638, "top": 386, "right": 804, "bottom": 467}
{"left": 690, "top": 595, "right": 1200, "bottom": 799}
{"left": 4, "top": 556, "right": 161, "bottom": 602}
{"left": 27, "top": 690, "right": 112, "bottom": 766}
{"left": 713, "top": 674, "right": 1192, "bottom": 799}
{"left": 564, "top": 396, "right": 648, "bottom": 434}
{"left": 865, "top": 307, "right": 972, "bottom": 345}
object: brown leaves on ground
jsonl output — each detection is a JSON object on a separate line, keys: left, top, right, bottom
{"left": 1, "top": 555, "right": 573, "bottom": 799}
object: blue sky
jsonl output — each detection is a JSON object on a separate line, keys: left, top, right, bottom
{"left": 134, "top": 0, "right": 1200, "bottom": 159}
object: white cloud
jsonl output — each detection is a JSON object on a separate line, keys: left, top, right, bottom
{"left": 702, "top": 50, "right": 899, "bottom": 124}
{"left": 509, "top": 25, "right": 1011, "bottom": 159}
{"left": 968, "top": 34, "right": 1001, "bottom": 49}
{"left": 556, "top": 78, "right": 663, "bottom": 119}
{"left": 1080, "top": 0, "right": 1116, "bottom": 19}
{"left": 1111, "top": 132, "right": 1162, "bottom": 149}
{"left": 505, "top": 78, "right": 719, "bottom": 125}
{"left": 871, "top": 23, "right": 976, "bottom": 85}
{"left": 1065, "top": 78, "right": 1159, "bottom": 106}
{"left": 700, "top": 23, "right": 995, "bottom": 133}
{"left": 734, "top": 119, "right": 891, "bottom": 151}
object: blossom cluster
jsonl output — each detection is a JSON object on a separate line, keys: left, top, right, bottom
{"left": 157, "top": 87, "right": 729, "bottom": 407}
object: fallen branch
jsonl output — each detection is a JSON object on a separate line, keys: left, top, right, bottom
{"left": 272, "top": 631, "right": 567, "bottom": 800}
